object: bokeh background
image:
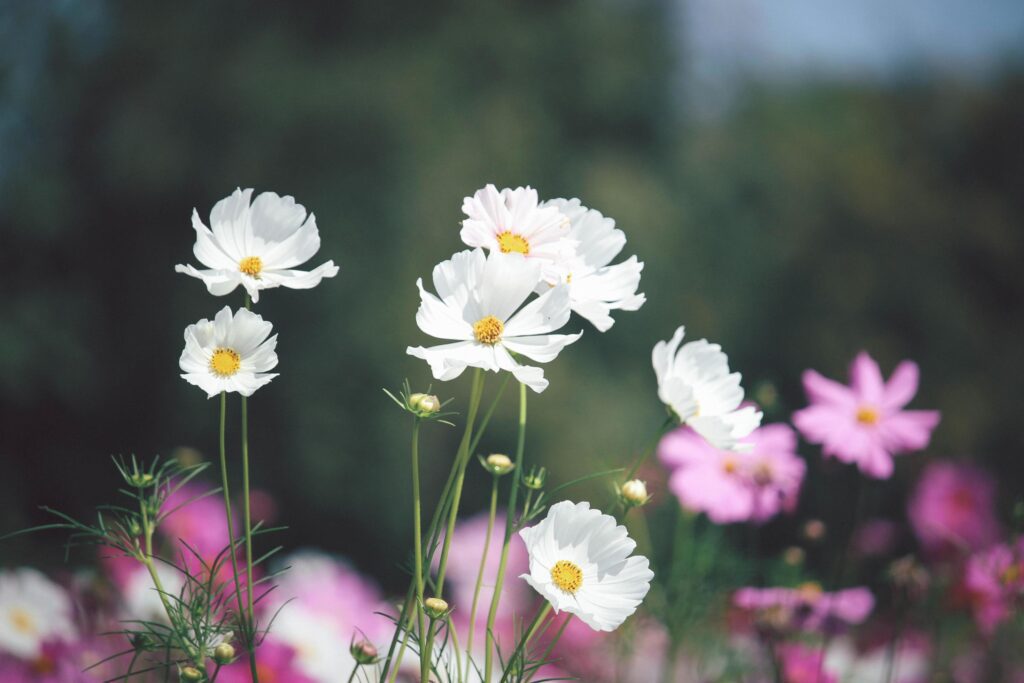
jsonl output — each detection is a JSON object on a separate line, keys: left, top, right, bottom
{"left": 2, "top": 0, "right": 1022, "bottom": 593}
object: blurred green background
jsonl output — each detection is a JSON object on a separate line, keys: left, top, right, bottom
{"left": 1, "top": 0, "right": 1022, "bottom": 591}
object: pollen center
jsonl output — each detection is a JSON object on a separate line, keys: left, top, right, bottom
{"left": 473, "top": 316, "right": 504, "bottom": 345}
{"left": 856, "top": 405, "right": 880, "bottom": 425}
{"left": 550, "top": 560, "right": 583, "bottom": 594}
{"left": 210, "top": 348, "right": 242, "bottom": 377}
{"left": 722, "top": 457, "right": 738, "bottom": 474}
{"left": 9, "top": 608, "right": 36, "bottom": 635}
{"left": 496, "top": 231, "right": 530, "bottom": 255}
{"left": 239, "top": 256, "right": 263, "bottom": 277}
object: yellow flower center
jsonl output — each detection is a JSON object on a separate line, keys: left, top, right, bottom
{"left": 722, "top": 457, "right": 738, "bottom": 474}
{"left": 210, "top": 348, "right": 241, "bottom": 377}
{"left": 239, "top": 256, "right": 263, "bottom": 277}
{"left": 9, "top": 608, "right": 36, "bottom": 635}
{"left": 797, "top": 581, "right": 824, "bottom": 602}
{"left": 1002, "top": 563, "right": 1021, "bottom": 586}
{"left": 856, "top": 405, "right": 880, "bottom": 425}
{"left": 550, "top": 560, "right": 583, "bottom": 594}
{"left": 473, "top": 316, "right": 504, "bottom": 345}
{"left": 496, "top": 231, "right": 530, "bottom": 255}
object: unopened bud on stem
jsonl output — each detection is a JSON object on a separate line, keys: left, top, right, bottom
{"left": 212, "top": 643, "right": 235, "bottom": 665}
{"left": 620, "top": 479, "right": 650, "bottom": 507}
{"left": 423, "top": 597, "right": 450, "bottom": 620}
{"left": 409, "top": 393, "right": 441, "bottom": 415}
{"left": 482, "top": 454, "right": 514, "bottom": 476}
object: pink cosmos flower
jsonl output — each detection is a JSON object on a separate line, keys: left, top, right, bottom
{"left": 963, "top": 541, "right": 1024, "bottom": 635}
{"left": 437, "top": 510, "right": 530, "bottom": 621}
{"left": 778, "top": 644, "right": 836, "bottom": 683}
{"left": 0, "top": 641, "right": 99, "bottom": 683}
{"left": 659, "top": 424, "right": 805, "bottom": 524}
{"left": 908, "top": 460, "right": 1000, "bottom": 556}
{"left": 160, "top": 483, "right": 233, "bottom": 571}
{"left": 792, "top": 352, "right": 940, "bottom": 478}
{"left": 733, "top": 584, "right": 874, "bottom": 633}
{"left": 217, "top": 638, "right": 316, "bottom": 683}
{"left": 260, "top": 552, "right": 391, "bottom": 680}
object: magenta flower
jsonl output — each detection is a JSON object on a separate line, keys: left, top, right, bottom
{"left": 659, "top": 424, "right": 805, "bottom": 524}
{"left": 963, "top": 541, "right": 1024, "bottom": 635}
{"left": 217, "top": 638, "right": 315, "bottom": 683}
{"left": 0, "top": 641, "right": 99, "bottom": 683}
{"left": 778, "top": 643, "right": 836, "bottom": 683}
{"left": 793, "top": 352, "right": 940, "bottom": 478}
{"left": 908, "top": 460, "right": 1000, "bottom": 556}
{"left": 733, "top": 584, "right": 874, "bottom": 633}
{"left": 160, "top": 483, "right": 233, "bottom": 569}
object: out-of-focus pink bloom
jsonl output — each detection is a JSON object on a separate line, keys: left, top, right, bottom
{"left": 160, "top": 483, "right": 232, "bottom": 568}
{"left": 793, "top": 352, "right": 940, "bottom": 479}
{"left": 261, "top": 552, "right": 391, "bottom": 681}
{"left": 908, "top": 460, "right": 1000, "bottom": 556}
{"left": 437, "top": 510, "right": 530, "bottom": 624}
{"left": 217, "top": 638, "right": 315, "bottom": 683}
{"left": 0, "top": 641, "right": 100, "bottom": 683}
{"left": 659, "top": 424, "right": 805, "bottom": 524}
{"left": 778, "top": 643, "right": 836, "bottom": 683}
{"left": 963, "top": 541, "right": 1024, "bottom": 635}
{"left": 733, "top": 584, "right": 874, "bottom": 633}
{"left": 853, "top": 518, "right": 900, "bottom": 558}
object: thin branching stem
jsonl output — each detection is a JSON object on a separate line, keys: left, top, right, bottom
{"left": 484, "top": 381, "right": 527, "bottom": 682}
{"left": 216, "top": 392, "right": 248, "bottom": 640}
{"left": 465, "top": 474, "right": 500, "bottom": 681}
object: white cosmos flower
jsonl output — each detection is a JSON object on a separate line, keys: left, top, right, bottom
{"left": 407, "top": 249, "right": 582, "bottom": 393}
{"left": 460, "top": 185, "right": 574, "bottom": 277}
{"left": 652, "top": 326, "right": 762, "bottom": 451}
{"left": 0, "top": 569, "right": 76, "bottom": 659}
{"left": 540, "top": 198, "right": 646, "bottom": 332}
{"left": 175, "top": 188, "right": 339, "bottom": 303}
{"left": 519, "top": 501, "right": 653, "bottom": 632}
{"left": 179, "top": 306, "right": 278, "bottom": 398}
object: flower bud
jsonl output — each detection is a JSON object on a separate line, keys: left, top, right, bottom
{"left": 482, "top": 454, "right": 514, "bottom": 476}
{"left": 350, "top": 639, "right": 378, "bottom": 665}
{"left": 423, "top": 597, "right": 450, "bottom": 620}
{"left": 523, "top": 466, "right": 547, "bottom": 490}
{"left": 180, "top": 666, "right": 204, "bottom": 682}
{"left": 782, "top": 546, "right": 805, "bottom": 567}
{"left": 409, "top": 393, "right": 441, "bottom": 415}
{"left": 802, "top": 519, "right": 827, "bottom": 542}
{"left": 212, "top": 643, "right": 235, "bottom": 665}
{"left": 620, "top": 480, "right": 650, "bottom": 507}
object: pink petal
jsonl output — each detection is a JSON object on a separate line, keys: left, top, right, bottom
{"left": 882, "top": 360, "right": 920, "bottom": 411}
{"left": 850, "top": 351, "right": 885, "bottom": 404}
{"left": 858, "top": 442, "right": 895, "bottom": 479}
{"left": 879, "top": 410, "right": 941, "bottom": 453}
{"left": 802, "top": 369, "right": 855, "bottom": 407}
{"left": 792, "top": 405, "right": 848, "bottom": 444}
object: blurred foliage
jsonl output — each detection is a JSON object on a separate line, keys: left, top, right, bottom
{"left": 1, "top": 0, "right": 1022, "bottom": 592}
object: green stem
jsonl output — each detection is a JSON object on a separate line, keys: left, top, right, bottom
{"left": 409, "top": 419, "right": 426, "bottom": 677}
{"left": 435, "top": 369, "right": 486, "bottom": 592}
{"left": 241, "top": 394, "right": 258, "bottom": 683}
{"left": 380, "top": 373, "right": 510, "bottom": 682}
{"left": 499, "top": 602, "right": 551, "bottom": 683}
{"left": 484, "top": 382, "right": 528, "bottom": 683}
{"left": 346, "top": 666, "right": 360, "bottom": 683}
{"left": 139, "top": 494, "right": 205, "bottom": 673}
{"left": 465, "top": 475, "right": 500, "bottom": 681}
{"left": 216, "top": 393, "right": 247, "bottom": 640}
{"left": 525, "top": 613, "right": 571, "bottom": 683}
{"left": 423, "top": 369, "right": 485, "bottom": 679}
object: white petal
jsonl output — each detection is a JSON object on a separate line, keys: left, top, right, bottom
{"left": 414, "top": 278, "right": 473, "bottom": 341}
{"left": 175, "top": 265, "right": 242, "bottom": 297}
{"left": 477, "top": 252, "right": 541, "bottom": 323}
{"left": 503, "top": 284, "right": 572, "bottom": 338}
{"left": 209, "top": 188, "right": 254, "bottom": 259}
{"left": 260, "top": 261, "right": 339, "bottom": 292}
{"left": 249, "top": 191, "right": 307, "bottom": 243}
{"left": 501, "top": 331, "right": 582, "bottom": 363}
